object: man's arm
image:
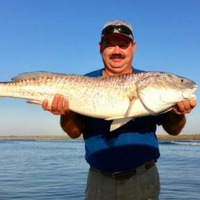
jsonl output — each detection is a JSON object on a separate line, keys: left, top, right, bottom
{"left": 60, "top": 112, "right": 84, "bottom": 138}
{"left": 42, "top": 94, "right": 84, "bottom": 138}
{"left": 162, "top": 100, "right": 197, "bottom": 135}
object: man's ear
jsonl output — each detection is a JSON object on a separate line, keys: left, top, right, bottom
{"left": 99, "top": 42, "right": 103, "bottom": 53}
{"left": 132, "top": 41, "right": 137, "bottom": 55}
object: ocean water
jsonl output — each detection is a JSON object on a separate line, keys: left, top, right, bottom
{"left": 0, "top": 139, "right": 199, "bottom": 200}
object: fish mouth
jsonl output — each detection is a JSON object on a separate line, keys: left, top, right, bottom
{"left": 182, "top": 85, "right": 198, "bottom": 100}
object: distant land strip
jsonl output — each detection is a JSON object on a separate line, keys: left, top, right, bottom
{"left": 0, "top": 134, "right": 200, "bottom": 141}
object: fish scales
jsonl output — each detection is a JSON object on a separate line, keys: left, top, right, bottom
{"left": 0, "top": 71, "right": 197, "bottom": 131}
{"left": 0, "top": 72, "right": 135, "bottom": 118}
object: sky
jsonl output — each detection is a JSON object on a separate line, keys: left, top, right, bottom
{"left": 0, "top": 0, "right": 199, "bottom": 136}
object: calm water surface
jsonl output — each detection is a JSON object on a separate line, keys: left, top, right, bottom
{"left": 0, "top": 139, "right": 200, "bottom": 200}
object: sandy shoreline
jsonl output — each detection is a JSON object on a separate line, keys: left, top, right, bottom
{"left": 0, "top": 135, "right": 73, "bottom": 141}
{"left": 0, "top": 134, "right": 200, "bottom": 141}
{"left": 157, "top": 134, "right": 200, "bottom": 140}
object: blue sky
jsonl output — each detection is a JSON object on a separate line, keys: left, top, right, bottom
{"left": 0, "top": 0, "right": 199, "bottom": 136}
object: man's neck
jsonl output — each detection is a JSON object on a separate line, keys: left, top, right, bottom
{"left": 103, "top": 67, "right": 133, "bottom": 76}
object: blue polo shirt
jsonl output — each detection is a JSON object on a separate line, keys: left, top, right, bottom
{"left": 81, "top": 68, "right": 166, "bottom": 173}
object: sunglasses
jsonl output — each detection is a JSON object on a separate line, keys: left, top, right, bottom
{"left": 101, "top": 25, "right": 133, "bottom": 37}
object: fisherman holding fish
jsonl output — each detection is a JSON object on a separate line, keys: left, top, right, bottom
{"left": 42, "top": 20, "right": 197, "bottom": 200}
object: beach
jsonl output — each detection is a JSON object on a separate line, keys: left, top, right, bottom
{"left": 0, "top": 134, "right": 200, "bottom": 141}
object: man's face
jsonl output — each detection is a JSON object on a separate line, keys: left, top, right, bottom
{"left": 100, "top": 36, "right": 136, "bottom": 74}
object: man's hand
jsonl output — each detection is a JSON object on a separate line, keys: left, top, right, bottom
{"left": 171, "top": 100, "right": 197, "bottom": 115}
{"left": 162, "top": 100, "right": 197, "bottom": 135}
{"left": 42, "top": 94, "right": 83, "bottom": 138}
{"left": 42, "top": 94, "right": 69, "bottom": 115}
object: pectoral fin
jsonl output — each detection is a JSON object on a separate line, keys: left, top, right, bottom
{"left": 27, "top": 100, "right": 42, "bottom": 105}
{"left": 125, "top": 96, "right": 137, "bottom": 117}
{"left": 110, "top": 117, "right": 133, "bottom": 132}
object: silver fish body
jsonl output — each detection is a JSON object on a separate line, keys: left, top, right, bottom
{"left": 0, "top": 71, "right": 197, "bottom": 131}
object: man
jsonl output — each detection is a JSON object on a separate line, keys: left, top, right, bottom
{"left": 42, "top": 20, "right": 196, "bottom": 200}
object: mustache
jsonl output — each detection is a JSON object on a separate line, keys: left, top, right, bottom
{"left": 109, "top": 54, "right": 125, "bottom": 59}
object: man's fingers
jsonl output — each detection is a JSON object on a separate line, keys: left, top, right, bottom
{"left": 56, "top": 95, "right": 65, "bottom": 112}
{"left": 42, "top": 94, "right": 70, "bottom": 115}
{"left": 189, "top": 100, "right": 197, "bottom": 108}
{"left": 51, "top": 94, "right": 61, "bottom": 111}
{"left": 42, "top": 99, "right": 49, "bottom": 111}
{"left": 63, "top": 98, "right": 70, "bottom": 114}
{"left": 172, "top": 100, "right": 197, "bottom": 115}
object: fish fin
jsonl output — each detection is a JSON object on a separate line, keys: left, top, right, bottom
{"left": 12, "top": 71, "right": 71, "bottom": 82}
{"left": 105, "top": 116, "right": 125, "bottom": 120}
{"left": 106, "top": 98, "right": 137, "bottom": 131}
{"left": 110, "top": 117, "right": 133, "bottom": 132}
{"left": 27, "top": 100, "right": 42, "bottom": 105}
{"left": 125, "top": 97, "right": 137, "bottom": 117}
{"left": 12, "top": 71, "right": 54, "bottom": 82}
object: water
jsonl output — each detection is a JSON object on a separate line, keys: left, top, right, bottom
{"left": 159, "top": 140, "right": 200, "bottom": 200}
{"left": 0, "top": 139, "right": 200, "bottom": 200}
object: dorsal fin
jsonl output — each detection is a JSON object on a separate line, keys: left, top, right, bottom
{"left": 12, "top": 71, "right": 55, "bottom": 82}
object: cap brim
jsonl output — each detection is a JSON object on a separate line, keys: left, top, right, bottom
{"left": 101, "top": 33, "right": 132, "bottom": 42}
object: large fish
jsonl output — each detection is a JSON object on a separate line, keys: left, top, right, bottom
{"left": 0, "top": 71, "right": 197, "bottom": 131}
